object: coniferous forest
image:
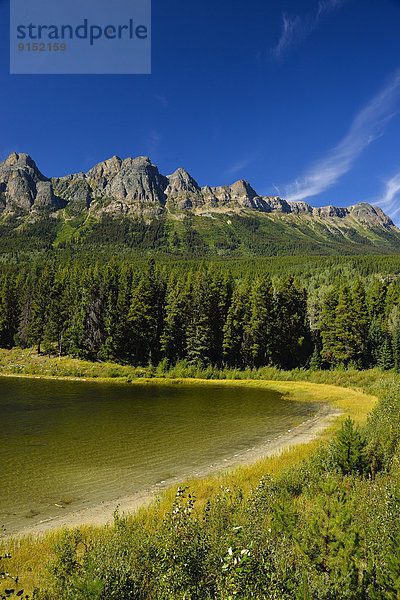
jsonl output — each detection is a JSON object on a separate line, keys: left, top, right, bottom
{"left": 1, "top": 257, "right": 400, "bottom": 372}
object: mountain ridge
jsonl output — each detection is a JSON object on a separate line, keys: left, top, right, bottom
{"left": 0, "top": 152, "right": 399, "bottom": 258}
{"left": 0, "top": 152, "right": 394, "bottom": 227}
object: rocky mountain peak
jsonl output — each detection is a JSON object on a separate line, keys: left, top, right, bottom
{"left": 0, "top": 152, "right": 61, "bottom": 212}
{"left": 166, "top": 168, "right": 201, "bottom": 193}
{"left": 84, "top": 155, "right": 167, "bottom": 216}
{"left": 230, "top": 180, "right": 258, "bottom": 200}
{"left": 0, "top": 153, "right": 397, "bottom": 233}
{"left": 349, "top": 203, "right": 394, "bottom": 227}
{"left": 3, "top": 152, "right": 46, "bottom": 181}
{"left": 165, "top": 167, "right": 203, "bottom": 209}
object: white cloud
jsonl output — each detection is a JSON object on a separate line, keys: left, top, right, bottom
{"left": 376, "top": 171, "right": 400, "bottom": 219}
{"left": 272, "top": 0, "right": 347, "bottom": 60}
{"left": 283, "top": 70, "right": 400, "bottom": 202}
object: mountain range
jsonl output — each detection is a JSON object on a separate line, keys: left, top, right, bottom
{"left": 0, "top": 152, "right": 399, "bottom": 257}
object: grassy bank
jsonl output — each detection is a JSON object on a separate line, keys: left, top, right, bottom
{"left": 0, "top": 346, "right": 394, "bottom": 395}
{"left": 0, "top": 348, "right": 381, "bottom": 597}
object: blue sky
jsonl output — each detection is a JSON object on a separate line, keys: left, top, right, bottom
{"left": 1, "top": 0, "right": 400, "bottom": 219}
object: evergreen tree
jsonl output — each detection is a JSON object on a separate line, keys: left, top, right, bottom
{"left": 223, "top": 281, "right": 251, "bottom": 368}
{"left": 332, "top": 417, "right": 366, "bottom": 475}
{"left": 28, "top": 266, "right": 54, "bottom": 353}
{"left": 274, "top": 276, "right": 311, "bottom": 369}
{"left": 16, "top": 271, "right": 36, "bottom": 349}
{"left": 42, "top": 279, "right": 69, "bottom": 356}
{"left": 161, "top": 275, "right": 191, "bottom": 364}
{"left": 127, "top": 260, "right": 163, "bottom": 365}
{"left": 186, "top": 271, "right": 215, "bottom": 365}
{"left": 319, "top": 287, "right": 340, "bottom": 366}
{"left": 0, "top": 273, "right": 19, "bottom": 349}
{"left": 350, "top": 280, "right": 369, "bottom": 367}
{"left": 367, "top": 318, "right": 386, "bottom": 367}
{"left": 385, "top": 280, "right": 400, "bottom": 318}
{"left": 309, "top": 344, "right": 323, "bottom": 370}
{"left": 366, "top": 279, "right": 387, "bottom": 320}
{"left": 298, "top": 480, "right": 363, "bottom": 599}
{"left": 245, "top": 276, "right": 275, "bottom": 368}
{"left": 378, "top": 338, "right": 394, "bottom": 371}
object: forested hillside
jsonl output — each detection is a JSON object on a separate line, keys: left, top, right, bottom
{"left": 1, "top": 153, "right": 400, "bottom": 260}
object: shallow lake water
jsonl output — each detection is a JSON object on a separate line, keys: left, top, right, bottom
{"left": 0, "top": 376, "right": 318, "bottom": 535}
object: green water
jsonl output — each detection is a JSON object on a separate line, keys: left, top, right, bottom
{"left": 0, "top": 377, "right": 318, "bottom": 535}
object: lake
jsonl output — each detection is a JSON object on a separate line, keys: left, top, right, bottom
{"left": 0, "top": 376, "right": 318, "bottom": 536}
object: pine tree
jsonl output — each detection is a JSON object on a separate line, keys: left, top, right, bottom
{"left": 319, "top": 287, "right": 340, "bottom": 366}
{"left": 320, "top": 283, "right": 367, "bottom": 367}
{"left": 113, "top": 262, "right": 135, "bottom": 360}
{"left": 161, "top": 275, "right": 190, "bottom": 364}
{"left": 28, "top": 266, "right": 54, "bottom": 353}
{"left": 223, "top": 281, "right": 251, "bottom": 368}
{"left": 366, "top": 279, "right": 387, "bottom": 320}
{"left": 0, "top": 273, "right": 19, "bottom": 349}
{"left": 16, "top": 271, "right": 35, "bottom": 349}
{"left": 309, "top": 344, "right": 323, "bottom": 370}
{"left": 350, "top": 280, "right": 369, "bottom": 367}
{"left": 42, "top": 279, "right": 69, "bottom": 356}
{"left": 274, "top": 276, "right": 311, "bottom": 369}
{"left": 127, "top": 260, "right": 163, "bottom": 365}
{"left": 245, "top": 276, "right": 275, "bottom": 368}
{"left": 366, "top": 317, "right": 386, "bottom": 367}
{"left": 298, "top": 480, "right": 363, "bottom": 598}
{"left": 378, "top": 338, "right": 394, "bottom": 370}
{"left": 186, "top": 271, "right": 214, "bottom": 365}
{"left": 332, "top": 417, "right": 366, "bottom": 475}
{"left": 385, "top": 280, "right": 400, "bottom": 317}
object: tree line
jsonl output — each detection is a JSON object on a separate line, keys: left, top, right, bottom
{"left": 0, "top": 259, "right": 400, "bottom": 370}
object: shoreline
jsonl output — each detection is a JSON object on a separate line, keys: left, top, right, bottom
{"left": 2, "top": 402, "right": 340, "bottom": 541}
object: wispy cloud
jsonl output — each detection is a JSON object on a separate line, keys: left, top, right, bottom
{"left": 375, "top": 171, "right": 400, "bottom": 220}
{"left": 225, "top": 155, "right": 257, "bottom": 179}
{"left": 272, "top": 0, "right": 347, "bottom": 61}
{"left": 283, "top": 70, "right": 400, "bottom": 202}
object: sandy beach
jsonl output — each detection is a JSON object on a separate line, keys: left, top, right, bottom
{"left": 3, "top": 402, "right": 340, "bottom": 540}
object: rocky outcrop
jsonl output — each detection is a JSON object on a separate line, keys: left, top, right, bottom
{"left": 52, "top": 175, "right": 93, "bottom": 216}
{"left": 165, "top": 168, "right": 204, "bottom": 209}
{"left": 348, "top": 203, "right": 394, "bottom": 227}
{"left": 85, "top": 156, "right": 168, "bottom": 216}
{"left": 0, "top": 152, "right": 63, "bottom": 213}
{"left": 287, "top": 200, "right": 313, "bottom": 214}
{"left": 0, "top": 152, "right": 396, "bottom": 230}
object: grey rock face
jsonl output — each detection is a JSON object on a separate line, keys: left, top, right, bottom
{"left": 53, "top": 175, "right": 93, "bottom": 215}
{"left": 0, "top": 152, "right": 62, "bottom": 212}
{"left": 349, "top": 203, "right": 394, "bottom": 228}
{"left": 201, "top": 180, "right": 266, "bottom": 210}
{"left": 287, "top": 201, "right": 313, "bottom": 214}
{"left": 165, "top": 168, "right": 204, "bottom": 209}
{"left": 0, "top": 152, "right": 396, "bottom": 232}
{"left": 263, "top": 196, "right": 291, "bottom": 213}
{"left": 312, "top": 206, "right": 349, "bottom": 218}
{"left": 86, "top": 156, "right": 168, "bottom": 215}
